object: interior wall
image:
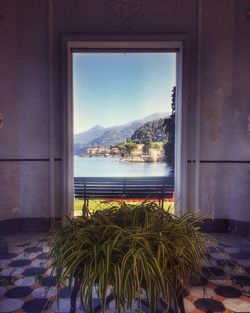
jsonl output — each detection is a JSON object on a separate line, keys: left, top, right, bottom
{"left": 0, "top": 0, "right": 249, "bottom": 230}
{"left": 199, "top": 0, "right": 250, "bottom": 225}
{"left": 0, "top": 0, "right": 50, "bottom": 223}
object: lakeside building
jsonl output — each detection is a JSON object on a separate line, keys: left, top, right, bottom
{"left": 86, "top": 147, "right": 120, "bottom": 157}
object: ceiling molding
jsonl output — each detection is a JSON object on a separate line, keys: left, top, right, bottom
{"left": 104, "top": 0, "right": 152, "bottom": 31}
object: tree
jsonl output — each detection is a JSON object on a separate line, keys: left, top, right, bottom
{"left": 124, "top": 141, "right": 137, "bottom": 156}
{"left": 117, "top": 141, "right": 137, "bottom": 157}
{"left": 131, "top": 119, "right": 167, "bottom": 144}
{"left": 164, "top": 87, "right": 176, "bottom": 168}
{"left": 142, "top": 133, "right": 152, "bottom": 154}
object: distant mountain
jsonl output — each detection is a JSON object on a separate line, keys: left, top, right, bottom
{"left": 88, "top": 121, "right": 143, "bottom": 147}
{"left": 74, "top": 125, "right": 106, "bottom": 145}
{"left": 74, "top": 112, "right": 170, "bottom": 155}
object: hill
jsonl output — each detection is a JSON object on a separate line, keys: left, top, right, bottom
{"left": 88, "top": 121, "right": 142, "bottom": 147}
{"left": 74, "top": 125, "right": 106, "bottom": 145}
{"left": 131, "top": 118, "right": 168, "bottom": 143}
{"left": 74, "top": 112, "right": 170, "bottom": 155}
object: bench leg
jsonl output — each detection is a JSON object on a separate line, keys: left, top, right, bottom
{"left": 159, "top": 198, "right": 164, "bottom": 209}
{"left": 82, "top": 198, "right": 89, "bottom": 217}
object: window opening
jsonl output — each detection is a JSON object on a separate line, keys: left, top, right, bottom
{"left": 72, "top": 52, "right": 176, "bottom": 215}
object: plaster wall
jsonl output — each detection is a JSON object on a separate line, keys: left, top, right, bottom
{"left": 199, "top": 0, "right": 250, "bottom": 222}
{"left": 0, "top": 0, "right": 49, "bottom": 220}
{"left": 0, "top": 0, "right": 249, "bottom": 225}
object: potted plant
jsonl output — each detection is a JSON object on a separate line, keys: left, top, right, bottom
{"left": 49, "top": 202, "right": 208, "bottom": 313}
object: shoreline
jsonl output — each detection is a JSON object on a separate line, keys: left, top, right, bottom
{"left": 76, "top": 154, "right": 164, "bottom": 164}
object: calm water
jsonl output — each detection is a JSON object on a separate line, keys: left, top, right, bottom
{"left": 74, "top": 156, "right": 171, "bottom": 177}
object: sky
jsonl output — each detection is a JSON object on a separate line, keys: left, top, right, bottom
{"left": 73, "top": 52, "right": 176, "bottom": 134}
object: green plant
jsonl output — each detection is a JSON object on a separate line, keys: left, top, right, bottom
{"left": 50, "top": 202, "right": 208, "bottom": 313}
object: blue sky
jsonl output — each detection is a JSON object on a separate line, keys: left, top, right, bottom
{"left": 73, "top": 52, "right": 176, "bottom": 134}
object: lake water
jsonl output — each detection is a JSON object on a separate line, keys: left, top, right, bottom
{"left": 74, "top": 156, "right": 171, "bottom": 177}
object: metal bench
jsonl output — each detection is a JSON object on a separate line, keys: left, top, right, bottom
{"left": 74, "top": 176, "right": 174, "bottom": 214}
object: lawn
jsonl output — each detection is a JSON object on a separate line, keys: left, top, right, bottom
{"left": 74, "top": 198, "right": 174, "bottom": 215}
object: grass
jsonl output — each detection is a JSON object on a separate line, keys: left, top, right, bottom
{"left": 74, "top": 198, "right": 174, "bottom": 215}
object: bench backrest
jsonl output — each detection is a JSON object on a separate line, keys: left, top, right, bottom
{"left": 74, "top": 176, "right": 174, "bottom": 200}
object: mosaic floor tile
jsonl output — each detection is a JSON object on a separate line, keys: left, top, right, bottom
{"left": 4, "top": 286, "right": 33, "bottom": 298}
{"left": 42, "top": 276, "right": 57, "bottom": 287}
{"left": 214, "top": 286, "right": 242, "bottom": 298}
{"left": 79, "top": 298, "right": 102, "bottom": 312}
{"left": 15, "top": 277, "right": 37, "bottom": 287}
{"left": 216, "top": 259, "right": 237, "bottom": 267}
{"left": 223, "top": 298, "right": 250, "bottom": 312}
{"left": 0, "top": 298, "right": 24, "bottom": 312}
{"left": 0, "top": 276, "right": 16, "bottom": 286}
{"left": 37, "top": 253, "right": 49, "bottom": 260}
{"left": 111, "top": 299, "right": 140, "bottom": 312}
{"left": 207, "top": 246, "right": 219, "bottom": 253}
{"left": 1, "top": 268, "right": 24, "bottom": 276}
{"left": 0, "top": 260, "right": 9, "bottom": 267}
{"left": 0, "top": 253, "right": 18, "bottom": 260}
{"left": 209, "top": 279, "right": 233, "bottom": 286}
{"left": 237, "top": 259, "right": 250, "bottom": 267}
{"left": 59, "top": 286, "right": 72, "bottom": 298}
{"left": 31, "top": 286, "right": 57, "bottom": 299}
{"left": 15, "top": 243, "right": 31, "bottom": 248}
{"left": 194, "top": 298, "right": 225, "bottom": 312}
{"left": 223, "top": 265, "right": 245, "bottom": 276}
{"left": 42, "top": 246, "right": 50, "bottom": 253}
{"left": 21, "top": 298, "right": 51, "bottom": 313}
{"left": 210, "top": 252, "right": 227, "bottom": 260}
{"left": 24, "top": 247, "right": 43, "bottom": 253}
{"left": 0, "top": 287, "right": 7, "bottom": 295}
{"left": 22, "top": 253, "right": 38, "bottom": 260}
{"left": 189, "top": 287, "right": 216, "bottom": 298}
{"left": 223, "top": 247, "right": 240, "bottom": 254}
{"left": 31, "top": 259, "right": 45, "bottom": 267}
{"left": 52, "top": 298, "right": 79, "bottom": 312}
{"left": 22, "top": 267, "right": 46, "bottom": 277}
{"left": 219, "top": 243, "right": 233, "bottom": 247}
{"left": 230, "top": 253, "right": 250, "bottom": 260}
{"left": 2, "top": 233, "right": 250, "bottom": 313}
{"left": 183, "top": 298, "right": 196, "bottom": 313}
{"left": 189, "top": 275, "right": 208, "bottom": 287}
{"left": 202, "top": 266, "right": 225, "bottom": 276}
{"left": 9, "top": 259, "right": 32, "bottom": 267}
{"left": 22, "top": 294, "right": 33, "bottom": 302}
{"left": 231, "top": 275, "right": 250, "bottom": 286}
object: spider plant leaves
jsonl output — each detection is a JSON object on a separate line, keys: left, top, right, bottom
{"left": 49, "top": 201, "right": 208, "bottom": 313}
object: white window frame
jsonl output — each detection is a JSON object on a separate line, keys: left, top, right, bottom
{"left": 62, "top": 35, "right": 189, "bottom": 217}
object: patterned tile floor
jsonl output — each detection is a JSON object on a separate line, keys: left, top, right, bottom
{"left": 0, "top": 233, "right": 250, "bottom": 313}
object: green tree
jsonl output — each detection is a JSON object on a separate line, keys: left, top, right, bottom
{"left": 164, "top": 86, "right": 176, "bottom": 168}
{"left": 124, "top": 141, "right": 137, "bottom": 156}
{"left": 117, "top": 141, "right": 137, "bottom": 157}
{"left": 142, "top": 133, "right": 152, "bottom": 154}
